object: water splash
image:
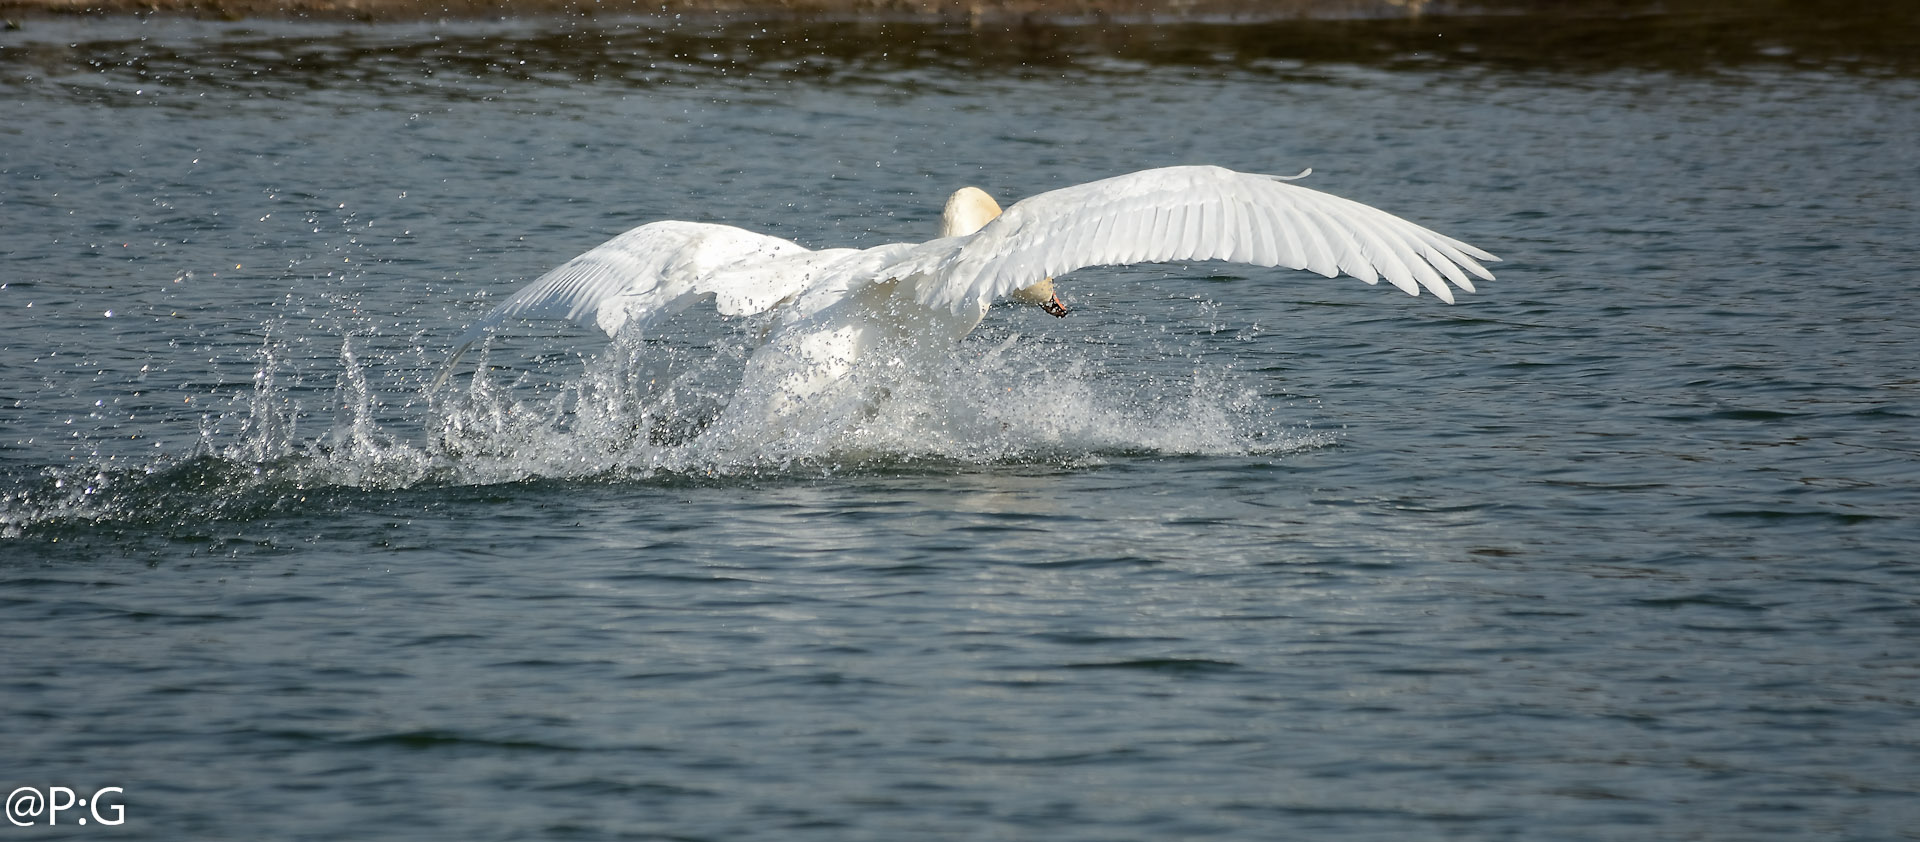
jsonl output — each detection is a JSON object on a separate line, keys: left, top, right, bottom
{"left": 1, "top": 328, "right": 1327, "bottom": 538}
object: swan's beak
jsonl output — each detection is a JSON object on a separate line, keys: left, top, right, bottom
{"left": 1042, "top": 292, "right": 1068, "bottom": 317}
{"left": 1013, "top": 277, "right": 1067, "bottom": 317}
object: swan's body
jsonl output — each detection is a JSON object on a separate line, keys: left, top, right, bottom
{"left": 438, "top": 166, "right": 1498, "bottom": 428}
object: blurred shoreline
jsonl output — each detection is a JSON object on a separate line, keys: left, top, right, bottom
{"left": 3, "top": 1, "right": 1920, "bottom": 78}
{"left": 3, "top": 0, "right": 1916, "bottom": 78}
{"left": 0, "top": 0, "right": 1626, "bottom": 24}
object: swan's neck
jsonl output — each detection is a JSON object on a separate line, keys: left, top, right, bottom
{"left": 937, "top": 184, "right": 1066, "bottom": 319}
{"left": 941, "top": 186, "right": 1002, "bottom": 237}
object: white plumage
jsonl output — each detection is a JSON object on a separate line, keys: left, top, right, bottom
{"left": 436, "top": 166, "right": 1498, "bottom": 423}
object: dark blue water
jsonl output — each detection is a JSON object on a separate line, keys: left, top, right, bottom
{"left": 4, "top": 12, "right": 1918, "bottom": 841}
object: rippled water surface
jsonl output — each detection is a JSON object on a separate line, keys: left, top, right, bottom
{"left": 4, "top": 9, "right": 1918, "bottom": 840}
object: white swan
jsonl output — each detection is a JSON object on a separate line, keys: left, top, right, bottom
{"left": 436, "top": 165, "right": 1497, "bottom": 428}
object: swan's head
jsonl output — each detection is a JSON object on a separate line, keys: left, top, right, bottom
{"left": 1007, "top": 277, "right": 1068, "bottom": 317}
{"left": 942, "top": 186, "right": 1068, "bottom": 318}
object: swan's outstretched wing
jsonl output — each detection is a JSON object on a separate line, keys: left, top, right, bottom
{"left": 434, "top": 221, "right": 813, "bottom": 387}
{"left": 457, "top": 221, "right": 813, "bottom": 340}
{"left": 906, "top": 165, "right": 1499, "bottom": 313}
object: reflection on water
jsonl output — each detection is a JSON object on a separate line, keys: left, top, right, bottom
{"left": 4, "top": 1, "right": 1918, "bottom": 106}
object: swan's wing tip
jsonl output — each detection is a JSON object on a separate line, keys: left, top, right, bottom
{"left": 428, "top": 339, "right": 477, "bottom": 391}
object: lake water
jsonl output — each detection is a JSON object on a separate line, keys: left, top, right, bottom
{"left": 3, "top": 9, "right": 1918, "bottom": 840}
